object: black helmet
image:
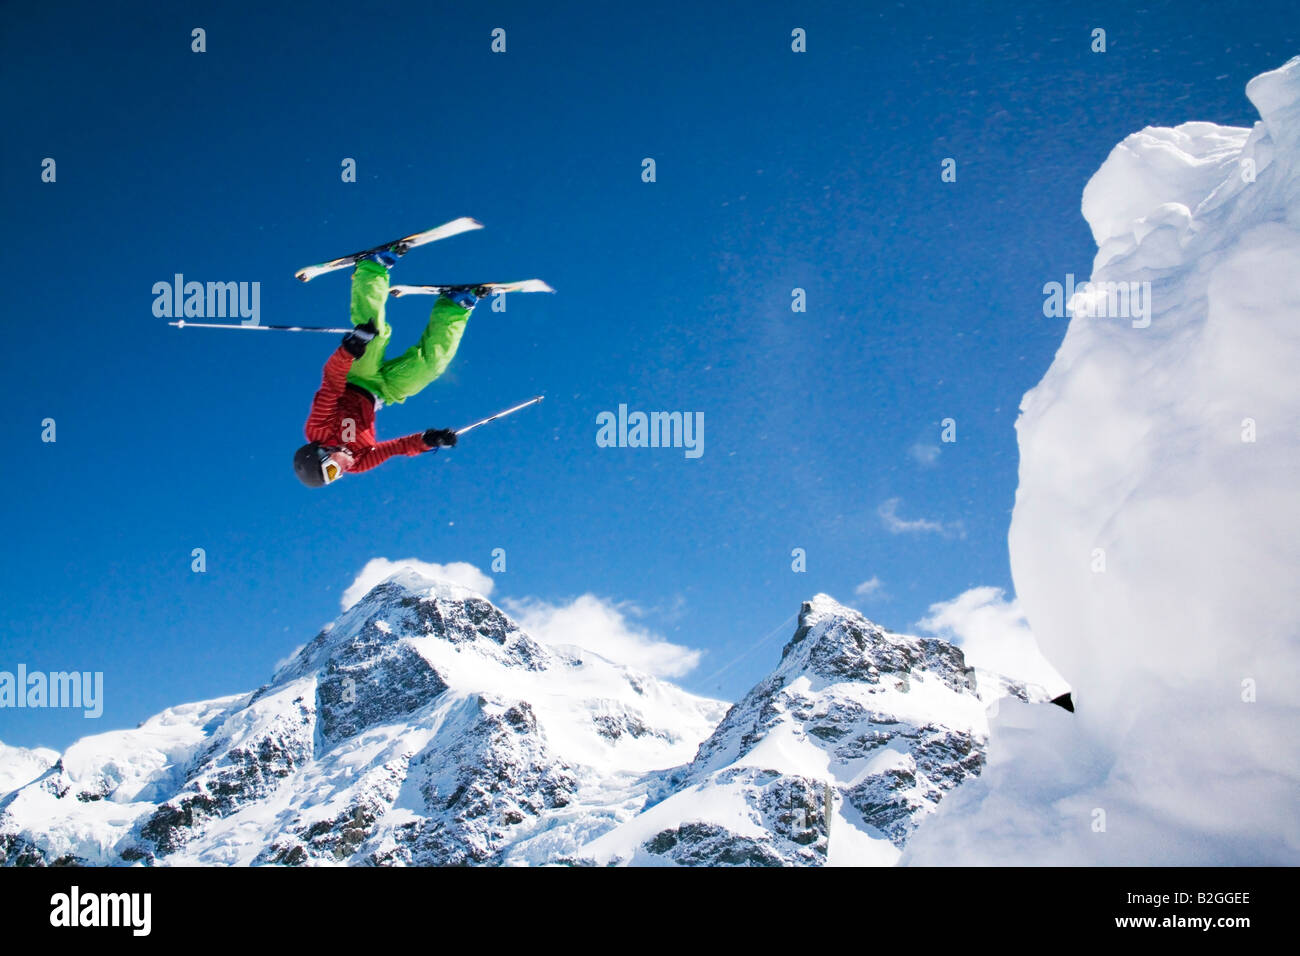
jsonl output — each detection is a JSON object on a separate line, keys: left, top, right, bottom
{"left": 293, "top": 442, "right": 343, "bottom": 487}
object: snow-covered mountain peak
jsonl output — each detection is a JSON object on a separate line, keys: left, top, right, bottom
{"left": 1, "top": 575, "right": 727, "bottom": 865}
{"left": 381, "top": 566, "right": 483, "bottom": 598}
{"left": 2, "top": 581, "right": 1054, "bottom": 866}
{"left": 778, "top": 593, "right": 975, "bottom": 697}
{"left": 577, "top": 596, "right": 1001, "bottom": 866}
{"left": 273, "top": 571, "right": 551, "bottom": 687}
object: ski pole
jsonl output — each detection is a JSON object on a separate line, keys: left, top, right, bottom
{"left": 169, "top": 320, "right": 354, "bottom": 333}
{"left": 455, "top": 395, "right": 544, "bottom": 436}
{"left": 426, "top": 396, "right": 545, "bottom": 458}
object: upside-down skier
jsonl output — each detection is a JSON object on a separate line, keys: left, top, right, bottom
{"left": 292, "top": 245, "right": 489, "bottom": 487}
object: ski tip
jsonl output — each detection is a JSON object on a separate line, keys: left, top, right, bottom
{"left": 404, "top": 217, "right": 484, "bottom": 242}
{"left": 170, "top": 320, "right": 185, "bottom": 329}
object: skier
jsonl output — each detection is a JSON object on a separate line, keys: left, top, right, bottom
{"left": 292, "top": 246, "right": 487, "bottom": 487}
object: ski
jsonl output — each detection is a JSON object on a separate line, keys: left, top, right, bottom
{"left": 455, "top": 395, "right": 544, "bottom": 437}
{"left": 389, "top": 279, "right": 555, "bottom": 298}
{"left": 294, "top": 217, "right": 484, "bottom": 283}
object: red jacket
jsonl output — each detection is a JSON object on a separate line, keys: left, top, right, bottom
{"left": 304, "top": 347, "right": 429, "bottom": 473}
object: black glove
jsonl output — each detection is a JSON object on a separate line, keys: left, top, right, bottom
{"left": 422, "top": 428, "right": 458, "bottom": 449}
{"left": 341, "top": 322, "right": 378, "bottom": 358}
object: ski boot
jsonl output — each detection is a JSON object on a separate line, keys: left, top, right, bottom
{"left": 363, "top": 240, "right": 412, "bottom": 270}
{"left": 442, "top": 284, "right": 491, "bottom": 310}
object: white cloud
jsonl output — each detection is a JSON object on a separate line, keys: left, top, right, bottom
{"left": 853, "top": 576, "right": 885, "bottom": 598}
{"left": 917, "top": 586, "right": 1068, "bottom": 696}
{"left": 909, "top": 443, "right": 940, "bottom": 466}
{"left": 342, "top": 558, "right": 495, "bottom": 611}
{"left": 503, "top": 594, "right": 702, "bottom": 679}
{"left": 878, "top": 498, "right": 963, "bottom": 537}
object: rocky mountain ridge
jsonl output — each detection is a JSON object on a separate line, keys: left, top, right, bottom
{"left": 0, "top": 572, "right": 1049, "bottom": 866}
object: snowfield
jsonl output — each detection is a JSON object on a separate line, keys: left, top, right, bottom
{"left": 0, "top": 742, "right": 59, "bottom": 799}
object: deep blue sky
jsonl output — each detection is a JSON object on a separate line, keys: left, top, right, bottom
{"left": 2, "top": 1, "right": 1295, "bottom": 749}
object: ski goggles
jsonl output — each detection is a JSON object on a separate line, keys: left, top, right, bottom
{"left": 318, "top": 446, "right": 346, "bottom": 484}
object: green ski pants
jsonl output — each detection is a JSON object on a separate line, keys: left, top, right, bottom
{"left": 345, "top": 258, "right": 471, "bottom": 406}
